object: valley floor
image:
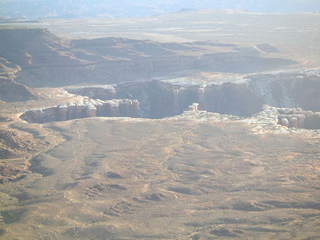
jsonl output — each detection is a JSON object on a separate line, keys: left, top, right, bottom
{"left": 0, "top": 115, "right": 319, "bottom": 239}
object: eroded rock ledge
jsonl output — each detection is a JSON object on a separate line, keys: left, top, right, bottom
{"left": 20, "top": 98, "right": 139, "bottom": 123}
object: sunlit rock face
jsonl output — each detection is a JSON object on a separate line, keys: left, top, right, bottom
{"left": 20, "top": 98, "right": 140, "bottom": 123}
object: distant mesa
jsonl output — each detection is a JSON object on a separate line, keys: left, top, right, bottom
{"left": 0, "top": 28, "right": 295, "bottom": 88}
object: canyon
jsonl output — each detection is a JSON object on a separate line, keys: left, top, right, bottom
{"left": 20, "top": 71, "right": 320, "bottom": 131}
{"left": 0, "top": 14, "right": 320, "bottom": 240}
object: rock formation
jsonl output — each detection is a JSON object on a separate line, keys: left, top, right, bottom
{"left": 248, "top": 71, "right": 320, "bottom": 112}
{"left": 63, "top": 71, "right": 320, "bottom": 129}
{"left": 277, "top": 108, "right": 320, "bottom": 129}
{"left": 67, "top": 80, "right": 265, "bottom": 118}
{"left": 20, "top": 98, "right": 140, "bottom": 123}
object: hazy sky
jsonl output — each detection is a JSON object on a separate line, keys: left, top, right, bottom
{"left": 1, "top": 0, "right": 320, "bottom": 19}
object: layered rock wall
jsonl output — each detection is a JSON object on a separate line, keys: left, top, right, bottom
{"left": 20, "top": 98, "right": 140, "bottom": 123}
{"left": 65, "top": 71, "right": 320, "bottom": 129}
{"left": 68, "top": 80, "right": 265, "bottom": 118}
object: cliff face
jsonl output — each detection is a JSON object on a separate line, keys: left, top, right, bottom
{"left": 0, "top": 29, "right": 295, "bottom": 88}
{"left": 113, "top": 80, "right": 264, "bottom": 118}
{"left": 67, "top": 80, "right": 264, "bottom": 119}
{"left": 20, "top": 98, "right": 140, "bottom": 123}
{"left": 22, "top": 79, "right": 265, "bottom": 123}
{"left": 249, "top": 72, "right": 320, "bottom": 112}
{"left": 114, "top": 81, "right": 198, "bottom": 118}
{"left": 65, "top": 71, "right": 320, "bottom": 123}
{"left": 201, "top": 83, "right": 264, "bottom": 117}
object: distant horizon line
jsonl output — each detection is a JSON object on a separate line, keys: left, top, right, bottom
{"left": 1, "top": 8, "right": 320, "bottom": 21}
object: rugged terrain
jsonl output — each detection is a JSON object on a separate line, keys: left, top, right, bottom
{"left": 0, "top": 12, "right": 320, "bottom": 239}
{"left": 1, "top": 72, "right": 320, "bottom": 240}
{"left": 1, "top": 107, "right": 320, "bottom": 240}
{"left": 0, "top": 28, "right": 296, "bottom": 88}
